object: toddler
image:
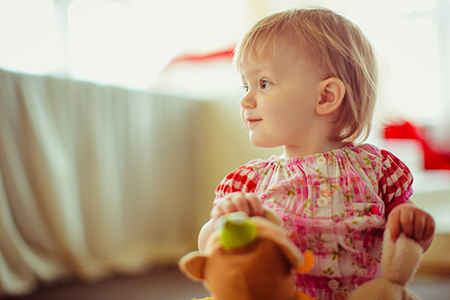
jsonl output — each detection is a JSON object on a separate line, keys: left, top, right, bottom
{"left": 198, "top": 7, "right": 435, "bottom": 299}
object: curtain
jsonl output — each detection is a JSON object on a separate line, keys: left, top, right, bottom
{"left": 0, "top": 68, "right": 201, "bottom": 296}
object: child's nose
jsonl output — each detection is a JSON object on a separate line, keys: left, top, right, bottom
{"left": 240, "top": 93, "right": 256, "bottom": 110}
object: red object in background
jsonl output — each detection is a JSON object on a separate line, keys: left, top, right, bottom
{"left": 169, "top": 47, "right": 234, "bottom": 66}
{"left": 383, "top": 121, "right": 450, "bottom": 170}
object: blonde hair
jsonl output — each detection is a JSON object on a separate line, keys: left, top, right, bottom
{"left": 234, "top": 7, "right": 378, "bottom": 143}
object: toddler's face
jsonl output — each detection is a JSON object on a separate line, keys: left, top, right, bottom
{"left": 239, "top": 42, "right": 325, "bottom": 150}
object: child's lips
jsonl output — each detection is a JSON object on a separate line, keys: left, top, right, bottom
{"left": 247, "top": 118, "right": 262, "bottom": 128}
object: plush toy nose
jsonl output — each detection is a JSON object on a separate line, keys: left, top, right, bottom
{"left": 217, "top": 212, "right": 258, "bottom": 250}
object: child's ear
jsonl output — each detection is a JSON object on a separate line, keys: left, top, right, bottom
{"left": 316, "top": 77, "right": 345, "bottom": 115}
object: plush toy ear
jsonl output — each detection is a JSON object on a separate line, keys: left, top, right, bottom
{"left": 272, "top": 236, "right": 303, "bottom": 269}
{"left": 179, "top": 251, "right": 208, "bottom": 281}
{"left": 262, "top": 206, "right": 283, "bottom": 227}
{"left": 297, "top": 251, "right": 314, "bottom": 274}
{"left": 271, "top": 232, "right": 314, "bottom": 273}
{"left": 381, "top": 229, "right": 422, "bottom": 285}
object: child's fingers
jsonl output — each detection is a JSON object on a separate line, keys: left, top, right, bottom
{"left": 210, "top": 192, "right": 264, "bottom": 222}
{"left": 386, "top": 208, "right": 401, "bottom": 241}
{"left": 387, "top": 204, "right": 435, "bottom": 248}
{"left": 245, "top": 193, "right": 263, "bottom": 216}
{"left": 211, "top": 203, "right": 238, "bottom": 221}
{"left": 422, "top": 215, "right": 436, "bottom": 241}
{"left": 399, "top": 206, "right": 414, "bottom": 239}
{"left": 413, "top": 213, "right": 426, "bottom": 241}
{"left": 225, "top": 193, "right": 262, "bottom": 217}
{"left": 229, "top": 193, "right": 253, "bottom": 215}
{"left": 210, "top": 205, "right": 226, "bottom": 221}
{"left": 211, "top": 193, "right": 251, "bottom": 220}
{"left": 210, "top": 199, "right": 232, "bottom": 220}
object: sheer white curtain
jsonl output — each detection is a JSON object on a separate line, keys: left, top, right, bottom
{"left": 0, "top": 68, "right": 201, "bottom": 296}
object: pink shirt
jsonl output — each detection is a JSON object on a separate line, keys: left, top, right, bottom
{"left": 214, "top": 143, "right": 413, "bottom": 300}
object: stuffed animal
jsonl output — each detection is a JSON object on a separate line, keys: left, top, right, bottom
{"left": 179, "top": 209, "right": 316, "bottom": 300}
{"left": 180, "top": 210, "right": 423, "bottom": 300}
{"left": 348, "top": 229, "right": 423, "bottom": 300}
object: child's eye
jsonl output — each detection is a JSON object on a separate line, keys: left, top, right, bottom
{"left": 260, "top": 80, "right": 271, "bottom": 89}
{"left": 243, "top": 85, "right": 249, "bottom": 92}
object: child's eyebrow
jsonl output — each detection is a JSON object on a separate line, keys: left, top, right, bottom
{"left": 241, "top": 67, "right": 269, "bottom": 78}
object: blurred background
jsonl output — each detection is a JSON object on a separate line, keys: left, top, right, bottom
{"left": 1, "top": 0, "right": 450, "bottom": 299}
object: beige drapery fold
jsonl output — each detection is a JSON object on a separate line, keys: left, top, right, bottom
{"left": 0, "top": 68, "right": 200, "bottom": 296}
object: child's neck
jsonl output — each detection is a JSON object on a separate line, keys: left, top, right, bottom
{"left": 281, "top": 140, "right": 347, "bottom": 159}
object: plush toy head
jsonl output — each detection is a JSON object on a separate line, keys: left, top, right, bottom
{"left": 179, "top": 211, "right": 315, "bottom": 300}
{"left": 348, "top": 229, "right": 423, "bottom": 300}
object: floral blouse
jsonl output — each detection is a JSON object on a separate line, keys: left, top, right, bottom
{"left": 214, "top": 143, "right": 413, "bottom": 300}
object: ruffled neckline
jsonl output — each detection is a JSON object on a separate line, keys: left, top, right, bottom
{"left": 268, "top": 143, "right": 359, "bottom": 165}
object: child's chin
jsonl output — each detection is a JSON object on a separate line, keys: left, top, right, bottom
{"left": 250, "top": 137, "right": 278, "bottom": 149}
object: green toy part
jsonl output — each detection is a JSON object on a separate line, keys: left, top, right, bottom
{"left": 217, "top": 212, "right": 258, "bottom": 250}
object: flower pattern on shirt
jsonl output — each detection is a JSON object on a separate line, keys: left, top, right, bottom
{"left": 214, "top": 143, "right": 413, "bottom": 300}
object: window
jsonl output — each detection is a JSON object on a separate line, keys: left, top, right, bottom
{"left": 0, "top": 0, "right": 65, "bottom": 73}
{"left": 0, "top": 0, "right": 447, "bottom": 125}
{"left": 66, "top": 0, "right": 247, "bottom": 89}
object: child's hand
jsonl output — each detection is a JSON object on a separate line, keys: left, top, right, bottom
{"left": 386, "top": 203, "right": 435, "bottom": 251}
{"left": 211, "top": 192, "right": 263, "bottom": 223}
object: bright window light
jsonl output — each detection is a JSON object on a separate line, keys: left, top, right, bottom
{"left": 67, "top": 0, "right": 246, "bottom": 89}
{"left": 0, "top": 0, "right": 65, "bottom": 73}
{"left": 0, "top": 0, "right": 446, "bottom": 125}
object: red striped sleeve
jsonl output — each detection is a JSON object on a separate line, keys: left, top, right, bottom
{"left": 379, "top": 150, "right": 414, "bottom": 215}
{"left": 214, "top": 165, "right": 258, "bottom": 204}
